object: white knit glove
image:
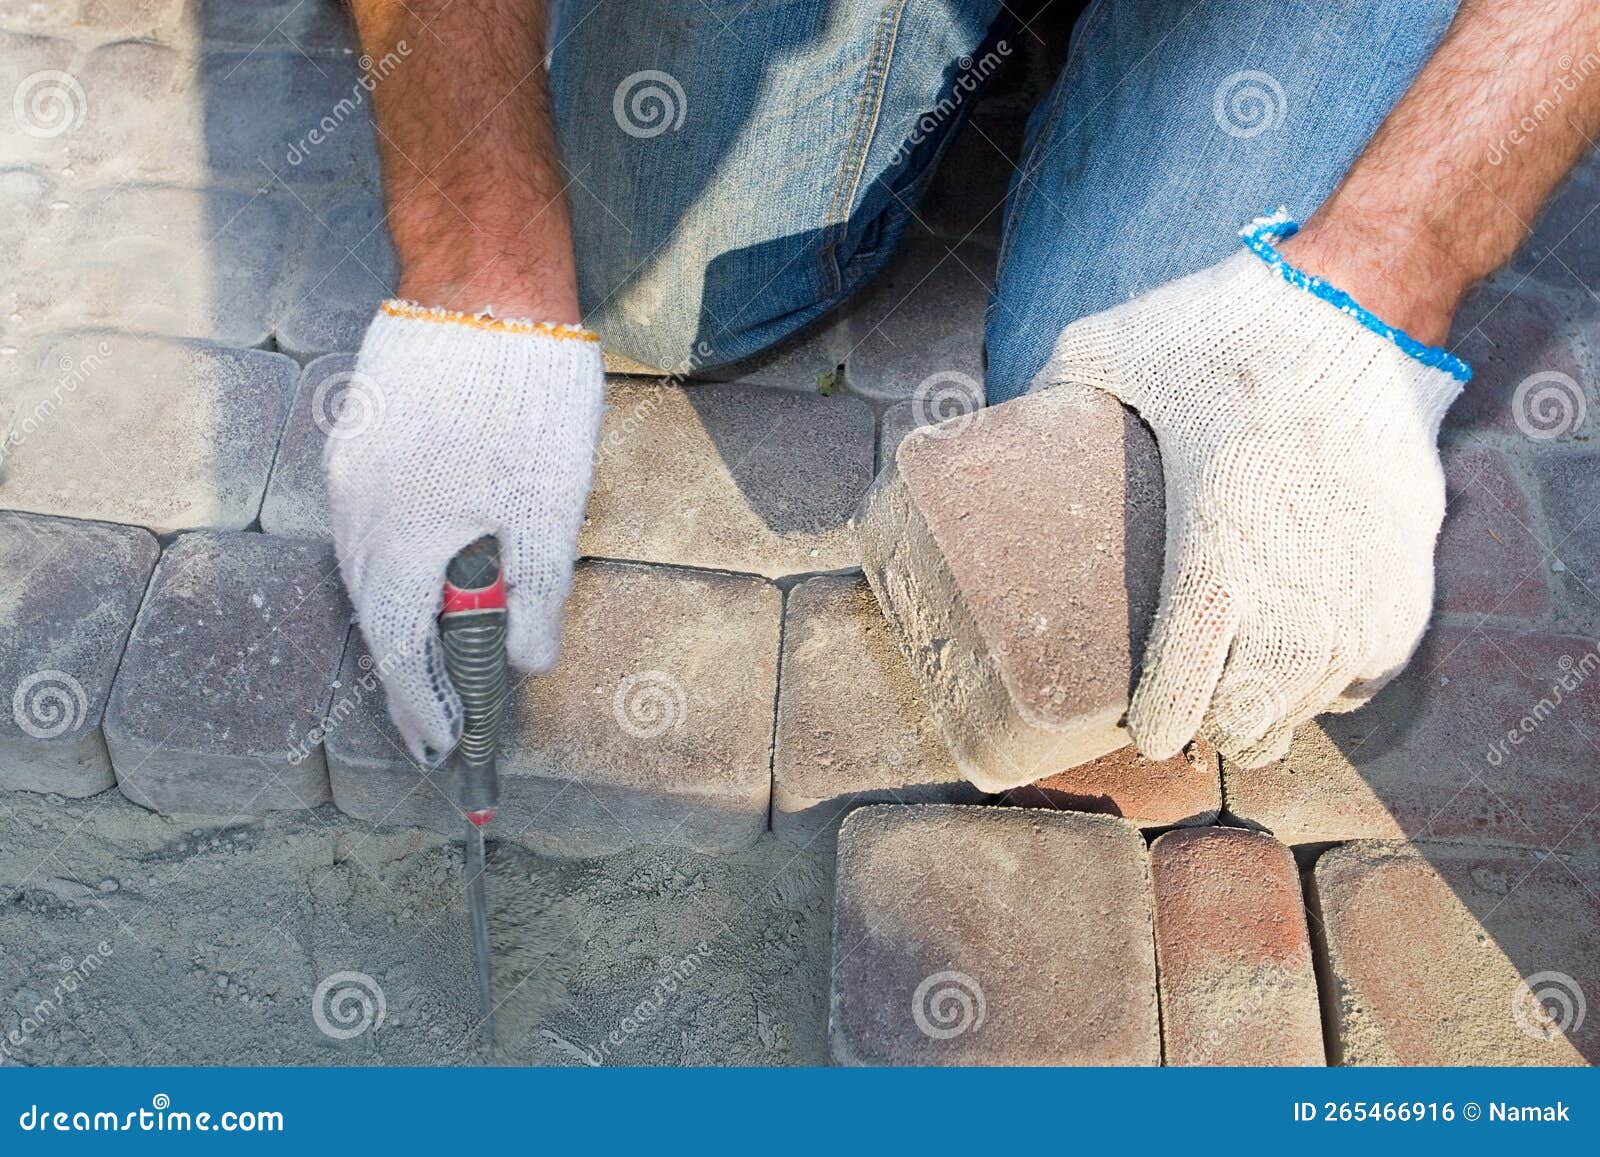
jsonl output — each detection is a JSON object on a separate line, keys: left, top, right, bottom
{"left": 325, "top": 301, "right": 605, "bottom": 764}
{"left": 1034, "top": 216, "right": 1467, "bottom": 768}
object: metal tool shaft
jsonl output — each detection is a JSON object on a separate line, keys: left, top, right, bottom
{"left": 439, "top": 535, "right": 509, "bottom": 1050}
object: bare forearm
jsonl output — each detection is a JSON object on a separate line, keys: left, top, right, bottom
{"left": 348, "top": 0, "right": 579, "bottom": 322}
{"left": 1282, "top": 0, "right": 1600, "bottom": 344}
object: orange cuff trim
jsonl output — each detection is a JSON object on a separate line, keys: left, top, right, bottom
{"left": 380, "top": 299, "right": 600, "bottom": 343}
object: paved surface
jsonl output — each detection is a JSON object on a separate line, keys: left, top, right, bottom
{"left": 1, "top": 2, "right": 1596, "bottom": 1066}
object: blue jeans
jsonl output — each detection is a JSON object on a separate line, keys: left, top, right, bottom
{"left": 550, "top": 0, "right": 1457, "bottom": 402}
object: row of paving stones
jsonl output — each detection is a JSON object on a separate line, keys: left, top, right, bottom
{"left": 829, "top": 805, "right": 1598, "bottom": 1065}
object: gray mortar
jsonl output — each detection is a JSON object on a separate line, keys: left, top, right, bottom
{"left": 0, "top": 788, "right": 833, "bottom": 1066}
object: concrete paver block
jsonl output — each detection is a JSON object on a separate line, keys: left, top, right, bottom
{"left": 75, "top": 39, "right": 202, "bottom": 182}
{"left": 1225, "top": 626, "right": 1600, "bottom": 856}
{"left": 845, "top": 237, "right": 994, "bottom": 402}
{"left": 1435, "top": 445, "right": 1551, "bottom": 620}
{"left": 0, "top": 333, "right": 297, "bottom": 532}
{"left": 1001, "top": 739, "right": 1219, "bottom": 830}
{"left": 104, "top": 531, "right": 347, "bottom": 814}
{"left": 1445, "top": 281, "right": 1587, "bottom": 440}
{"left": 259, "top": 353, "right": 349, "bottom": 538}
{"left": 697, "top": 315, "right": 850, "bottom": 394}
{"left": 853, "top": 383, "right": 1164, "bottom": 792}
{"left": 581, "top": 379, "right": 874, "bottom": 578}
{"left": 1149, "top": 827, "right": 1323, "bottom": 1066}
{"left": 773, "top": 575, "right": 985, "bottom": 845}
{"left": 1534, "top": 450, "right": 1600, "bottom": 628}
{"left": 199, "top": 0, "right": 354, "bottom": 49}
{"left": 0, "top": 32, "right": 76, "bottom": 172}
{"left": 328, "top": 560, "right": 780, "bottom": 856}
{"left": 0, "top": 512, "right": 158, "bottom": 796}
{"left": 0, "top": 1, "right": 195, "bottom": 44}
{"left": 1314, "top": 840, "right": 1598, "bottom": 1065}
{"left": 275, "top": 199, "right": 393, "bottom": 359}
{"left": 15, "top": 184, "right": 293, "bottom": 345}
{"left": 830, "top": 804, "right": 1159, "bottom": 1065}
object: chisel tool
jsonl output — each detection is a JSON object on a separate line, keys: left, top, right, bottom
{"left": 438, "top": 535, "right": 510, "bottom": 1050}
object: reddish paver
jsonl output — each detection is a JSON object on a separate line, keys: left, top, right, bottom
{"left": 772, "top": 575, "right": 985, "bottom": 844}
{"left": 1434, "top": 445, "right": 1551, "bottom": 620}
{"left": 1444, "top": 282, "right": 1586, "bottom": 440}
{"left": 1149, "top": 827, "right": 1323, "bottom": 1066}
{"left": 853, "top": 383, "right": 1165, "bottom": 792}
{"left": 1002, "top": 740, "right": 1219, "bottom": 830}
{"left": 1314, "top": 840, "right": 1598, "bottom": 1065}
{"left": 830, "top": 804, "right": 1159, "bottom": 1066}
{"left": 1226, "top": 626, "right": 1600, "bottom": 856}
{"left": 328, "top": 561, "right": 780, "bottom": 856}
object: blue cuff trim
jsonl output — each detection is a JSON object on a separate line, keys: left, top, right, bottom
{"left": 1238, "top": 211, "right": 1472, "bottom": 383}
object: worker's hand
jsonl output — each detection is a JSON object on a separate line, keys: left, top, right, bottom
{"left": 1033, "top": 215, "right": 1467, "bottom": 768}
{"left": 325, "top": 301, "right": 605, "bottom": 765}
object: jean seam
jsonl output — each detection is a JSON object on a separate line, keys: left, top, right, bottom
{"left": 820, "top": 0, "right": 911, "bottom": 298}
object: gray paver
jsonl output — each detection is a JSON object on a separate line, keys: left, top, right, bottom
{"left": 258, "top": 352, "right": 349, "bottom": 538}
{"left": 274, "top": 198, "right": 394, "bottom": 359}
{"left": 0, "top": 512, "right": 158, "bottom": 796}
{"left": 581, "top": 378, "right": 875, "bottom": 578}
{"left": 328, "top": 560, "right": 780, "bottom": 856}
{"left": 0, "top": 333, "right": 297, "bottom": 533}
{"left": 0, "top": 32, "right": 77, "bottom": 172}
{"left": 104, "top": 531, "right": 347, "bottom": 814}
{"left": 844, "top": 236, "right": 993, "bottom": 402}
{"left": 830, "top": 804, "right": 1159, "bottom": 1065}
{"left": 1534, "top": 450, "right": 1600, "bottom": 629}
{"left": 773, "top": 575, "right": 985, "bottom": 845}
{"left": 853, "top": 383, "right": 1165, "bottom": 792}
